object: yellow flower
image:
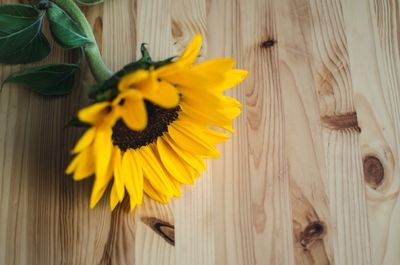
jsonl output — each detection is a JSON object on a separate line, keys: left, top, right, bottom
{"left": 66, "top": 34, "right": 248, "bottom": 211}
{"left": 78, "top": 89, "right": 147, "bottom": 130}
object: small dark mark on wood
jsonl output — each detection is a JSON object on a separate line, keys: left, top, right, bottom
{"left": 141, "top": 217, "right": 175, "bottom": 246}
{"left": 261, "top": 38, "right": 276, "bottom": 48}
{"left": 300, "top": 221, "right": 327, "bottom": 248}
{"left": 321, "top": 112, "right": 361, "bottom": 132}
{"left": 363, "top": 155, "right": 384, "bottom": 189}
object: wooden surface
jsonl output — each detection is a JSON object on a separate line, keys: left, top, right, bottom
{"left": 0, "top": 0, "right": 399, "bottom": 264}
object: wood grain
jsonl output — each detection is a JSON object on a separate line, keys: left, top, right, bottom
{"left": 208, "top": 0, "right": 295, "bottom": 264}
{"left": 275, "top": 0, "right": 335, "bottom": 263}
{"left": 297, "top": 0, "right": 372, "bottom": 264}
{"left": 343, "top": 0, "right": 400, "bottom": 264}
{"left": 1, "top": 0, "right": 400, "bottom": 264}
{"left": 169, "top": 1, "right": 217, "bottom": 265}
{"left": 135, "top": 1, "right": 176, "bottom": 264}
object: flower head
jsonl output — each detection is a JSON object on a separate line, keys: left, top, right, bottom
{"left": 67, "top": 34, "right": 248, "bottom": 211}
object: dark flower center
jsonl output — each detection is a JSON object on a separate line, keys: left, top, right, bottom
{"left": 112, "top": 102, "right": 180, "bottom": 151}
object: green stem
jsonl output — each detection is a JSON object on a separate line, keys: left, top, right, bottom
{"left": 50, "top": 0, "right": 112, "bottom": 82}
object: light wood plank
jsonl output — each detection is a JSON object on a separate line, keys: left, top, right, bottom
{"left": 169, "top": 1, "right": 217, "bottom": 265}
{"left": 306, "top": 0, "right": 372, "bottom": 264}
{"left": 134, "top": 1, "right": 176, "bottom": 264}
{"left": 342, "top": 0, "right": 400, "bottom": 264}
{"left": 2, "top": 0, "right": 400, "bottom": 264}
{"left": 275, "top": 0, "right": 373, "bottom": 264}
{"left": 274, "top": 0, "right": 335, "bottom": 263}
{"left": 208, "top": 0, "right": 295, "bottom": 264}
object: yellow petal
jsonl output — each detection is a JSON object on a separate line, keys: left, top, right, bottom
{"left": 218, "top": 107, "right": 241, "bottom": 119}
{"left": 78, "top": 102, "right": 110, "bottom": 124}
{"left": 219, "top": 96, "right": 242, "bottom": 108}
{"left": 118, "top": 90, "right": 147, "bottom": 131}
{"left": 72, "top": 127, "right": 96, "bottom": 154}
{"left": 73, "top": 148, "right": 95, "bottom": 181}
{"left": 90, "top": 180, "right": 109, "bottom": 208}
{"left": 178, "top": 34, "right": 202, "bottom": 65}
{"left": 118, "top": 69, "right": 149, "bottom": 92}
{"left": 143, "top": 179, "right": 169, "bottom": 204}
{"left": 168, "top": 121, "right": 220, "bottom": 158}
{"left": 110, "top": 182, "right": 119, "bottom": 210}
{"left": 102, "top": 108, "right": 119, "bottom": 128}
{"left": 157, "top": 137, "right": 195, "bottom": 184}
{"left": 179, "top": 102, "right": 234, "bottom": 132}
{"left": 94, "top": 127, "right": 113, "bottom": 180}
{"left": 137, "top": 146, "right": 175, "bottom": 197}
{"left": 166, "top": 175, "right": 182, "bottom": 197}
{"left": 136, "top": 70, "right": 159, "bottom": 94}
{"left": 216, "top": 69, "right": 248, "bottom": 92}
{"left": 200, "top": 127, "right": 229, "bottom": 144}
{"left": 193, "top": 58, "right": 236, "bottom": 72}
{"left": 113, "top": 147, "right": 125, "bottom": 201}
{"left": 163, "top": 133, "right": 206, "bottom": 171}
{"left": 66, "top": 153, "right": 81, "bottom": 175}
{"left": 121, "top": 149, "right": 144, "bottom": 205}
{"left": 163, "top": 69, "right": 224, "bottom": 90}
{"left": 142, "top": 81, "right": 179, "bottom": 108}
{"left": 90, "top": 148, "right": 115, "bottom": 208}
{"left": 129, "top": 201, "right": 137, "bottom": 212}
{"left": 180, "top": 88, "right": 224, "bottom": 110}
{"left": 155, "top": 62, "right": 184, "bottom": 77}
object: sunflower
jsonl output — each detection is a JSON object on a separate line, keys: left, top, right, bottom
{"left": 66, "top": 34, "right": 248, "bottom": 211}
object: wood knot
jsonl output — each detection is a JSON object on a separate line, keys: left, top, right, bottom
{"left": 300, "top": 221, "right": 326, "bottom": 247}
{"left": 363, "top": 155, "right": 384, "bottom": 188}
{"left": 320, "top": 112, "right": 361, "bottom": 132}
{"left": 141, "top": 217, "right": 175, "bottom": 246}
{"left": 171, "top": 20, "right": 183, "bottom": 39}
{"left": 261, "top": 38, "right": 276, "bottom": 48}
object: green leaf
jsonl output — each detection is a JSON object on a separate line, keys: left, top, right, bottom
{"left": 74, "top": 0, "right": 104, "bottom": 6}
{"left": 2, "top": 64, "right": 80, "bottom": 96}
{"left": 0, "top": 4, "right": 50, "bottom": 64}
{"left": 47, "top": 3, "right": 91, "bottom": 48}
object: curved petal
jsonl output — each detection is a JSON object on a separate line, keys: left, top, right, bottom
{"left": 163, "top": 133, "right": 206, "bottom": 172}
{"left": 78, "top": 102, "right": 110, "bottom": 124}
{"left": 177, "top": 34, "right": 202, "bottom": 65}
{"left": 215, "top": 69, "right": 248, "bottom": 92}
{"left": 94, "top": 127, "right": 113, "bottom": 181}
{"left": 193, "top": 58, "right": 236, "bottom": 73}
{"left": 136, "top": 70, "right": 159, "bottom": 94}
{"left": 73, "top": 148, "right": 95, "bottom": 181}
{"left": 121, "top": 149, "right": 144, "bottom": 209}
{"left": 113, "top": 147, "right": 125, "bottom": 201}
{"left": 90, "top": 179, "right": 109, "bottom": 208}
{"left": 200, "top": 127, "right": 229, "bottom": 144}
{"left": 143, "top": 179, "right": 169, "bottom": 204}
{"left": 118, "top": 69, "right": 149, "bottom": 92}
{"left": 66, "top": 152, "right": 81, "bottom": 175}
{"left": 163, "top": 69, "right": 224, "bottom": 90}
{"left": 157, "top": 137, "right": 195, "bottom": 184}
{"left": 117, "top": 90, "right": 147, "bottom": 131}
{"left": 72, "top": 127, "right": 96, "bottom": 154}
{"left": 179, "top": 102, "right": 234, "bottom": 132}
{"left": 110, "top": 182, "right": 119, "bottom": 210}
{"left": 168, "top": 121, "right": 220, "bottom": 158}
{"left": 137, "top": 146, "right": 175, "bottom": 197}
{"left": 155, "top": 62, "right": 184, "bottom": 77}
{"left": 90, "top": 150, "right": 114, "bottom": 208}
{"left": 142, "top": 81, "right": 179, "bottom": 109}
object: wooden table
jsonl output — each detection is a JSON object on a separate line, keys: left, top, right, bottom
{"left": 1, "top": 0, "right": 399, "bottom": 264}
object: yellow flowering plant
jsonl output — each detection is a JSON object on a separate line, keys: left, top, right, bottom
{"left": 0, "top": 0, "right": 247, "bottom": 211}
